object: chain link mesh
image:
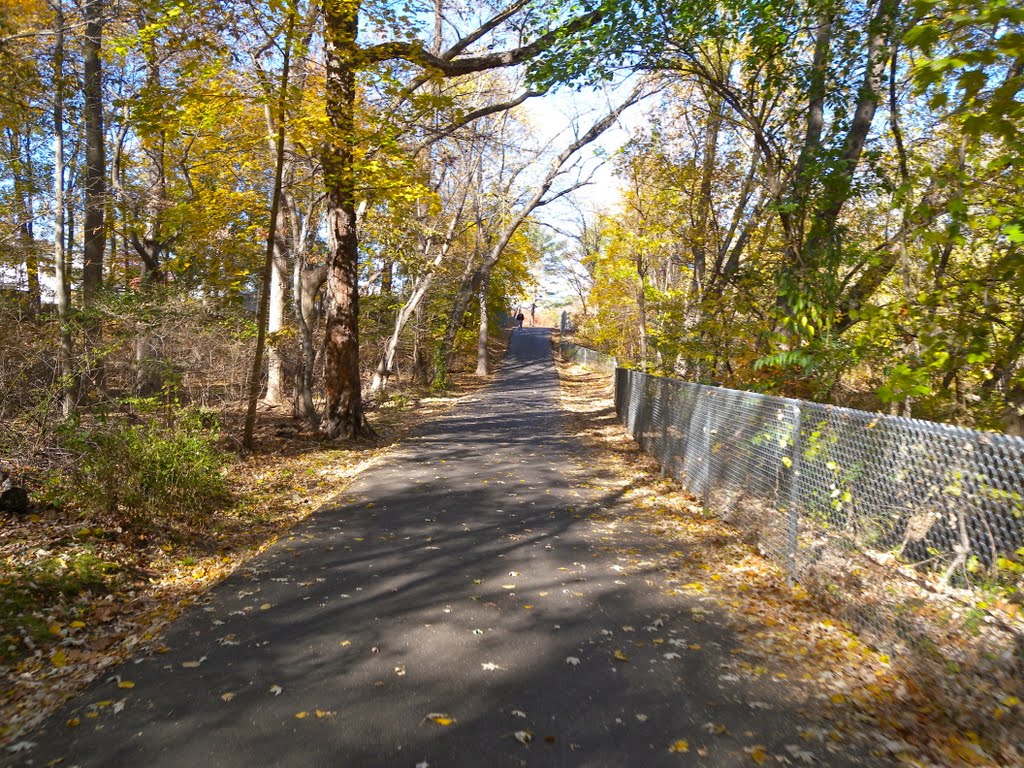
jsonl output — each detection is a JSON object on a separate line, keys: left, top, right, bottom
{"left": 558, "top": 340, "right": 616, "bottom": 374}
{"left": 614, "top": 368, "right": 1024, "bottom": 654}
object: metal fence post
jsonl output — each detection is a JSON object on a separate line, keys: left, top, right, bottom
{"left": 702, "top": 391, "right": 713, "bottom": 514}
{"left": 787, "top": 403, "right": 803, "bottom": 586}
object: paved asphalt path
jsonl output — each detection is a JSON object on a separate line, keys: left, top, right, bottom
{"left": 16, "top": 329, "right": 888, "bottom": 767}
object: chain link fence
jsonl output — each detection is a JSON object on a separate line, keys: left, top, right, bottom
{"left": 558, "top": 340, "right": 616, "bottom": 374}
{"left": 614, "top": 368, "right": 1024, "bottom": 656}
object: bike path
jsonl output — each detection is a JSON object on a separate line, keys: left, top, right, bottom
{"left": 17, "top": 328, "right": 888, "bottom": 767}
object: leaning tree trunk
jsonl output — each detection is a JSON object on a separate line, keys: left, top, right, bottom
{"left": 434, "top": 263, "right": 479, "bottom": 388}
{"left": 370, "top": 203, "right": 464, "bottom": 396}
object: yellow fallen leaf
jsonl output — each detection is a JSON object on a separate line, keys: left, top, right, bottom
{"left": 84, "top": 711, "right": 98, "bottom": 719}
{"left": 295, "top": 711, "right": 308, "bottom": 719}
{"left": 117, "top": 680, "right": 135, "bottom": 689}
{"left": 501, "top": 584, "right": 517, "bottom": 589}
{"left": 339, "top": 640, "right": 351, "bottom": 647}
{"left": 688, "top": 644, "right": 702, "bottom": 650}
{"left": 315, "top": 710, "right": 335, "bottom": 719}
{"left": 426, "top": 713, "right": 455, "bottom": 726}
{"left": 669, "top": 739, "right": 689, "bottom": 753}
{"left": 523, "top": 605, "right": 534, "bottom": 610}
{"left": 51, "top": 649, "right": 67, "bottom": 668}
{"left": 613, "top": 650, "right": 630, "bottom": 662}
{"left": 221, "top": 692, "right": 236, "bottom": 702}
{"left": 1002, "top": 695, "right": 1020, "bottom": 707}
{"left": 70, "top": 621, "right": 86, "bottom": 629}
{"left": 746, "top": 745, "right": 768, "bottom": 764}
{"left": 830, "top": 693, "right": 846, "bottom": 704}
{"left": 66, "top": 717, "right": 80, "bottom": 727}
{"left": 948, "top": 736, "right": 996, "bottom": 766}
{"left": 260, "top": 603, "right": 272, "bottom": 611}
{"left": 49, "top": 623, "right": 63, "bottom": 635}
{"left": 182, "top": 661, "right": 202, "bottom": 668}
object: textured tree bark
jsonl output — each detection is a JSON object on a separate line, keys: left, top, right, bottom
{"left": 321, "top": 0, "right": 368, "bottom": 438}
{"left": 294, "top": 264, "right": 327, "bottom": 421}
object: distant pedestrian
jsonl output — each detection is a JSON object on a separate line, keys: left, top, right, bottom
{"left": 516, "top": 312, "right": 525, "bottom": 328}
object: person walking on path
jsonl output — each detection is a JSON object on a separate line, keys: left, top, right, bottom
{"left": 516, "top": 311, "right": 525, "bottom": 328}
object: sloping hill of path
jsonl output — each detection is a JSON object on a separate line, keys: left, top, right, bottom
{"left": 14, "top": 328, "right": 892, "bottom": 767}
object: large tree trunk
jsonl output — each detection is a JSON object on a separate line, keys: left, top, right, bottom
{"left": 265, "top": 177, "right": 291, "bottom": 405}
{"left": 321, "top": 0, "right": 368, "bottom": 438}
{"left": 294, "top": 264, "right": 327, "bottom": 421}
{"left": 81, "top": 0, "right": 106, "bottom": 307}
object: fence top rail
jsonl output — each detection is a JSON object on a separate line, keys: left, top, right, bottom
{"left": 617, "top": 367, "right": 1024, "bottom": 450}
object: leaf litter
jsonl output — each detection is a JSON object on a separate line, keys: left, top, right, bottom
{"left": 0, "top": 383, "right": 489, "bottom": 749}
{"left": 555, "top": 353, "right": 1022, "bottom": 767}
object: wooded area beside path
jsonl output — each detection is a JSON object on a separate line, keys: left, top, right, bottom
{"left": 1, "top": 0, "right": 1024, "bottom": 761}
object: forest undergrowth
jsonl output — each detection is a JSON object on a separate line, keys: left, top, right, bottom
{"left": 554, "top": 356, "right": 1022, "bottom": 768}
{"left": 0, "top": 359, "right": 499, "bottom": 749}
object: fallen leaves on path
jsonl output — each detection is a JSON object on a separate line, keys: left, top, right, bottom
{"left": 555, "top": 355, "right": 1022, "bottom": 768}
{"left": 424, "top": 712, "right": 455, "bottom": 726}
{"left": 0, "top": 382, "right": 490, "bottom": 749}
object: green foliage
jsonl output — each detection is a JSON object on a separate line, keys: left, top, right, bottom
{"left": 0, "top": 551, "right": 120, "bottom": 662}
{"left": 47, "top": 408, "right": 229, "bottom": 528}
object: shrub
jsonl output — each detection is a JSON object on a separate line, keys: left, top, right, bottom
{"left": 50, "top": 408, "right": 229, "bottom": 528}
